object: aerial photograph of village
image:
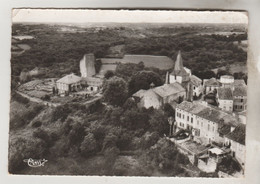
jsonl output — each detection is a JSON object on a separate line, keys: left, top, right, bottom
{"left": 9, "top": 10, "right": 247, "bottom": 177}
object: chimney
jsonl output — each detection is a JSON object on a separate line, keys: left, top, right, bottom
{"left": 165, "top": 71, "right": 169, "bottom": 84}
{"left": 150, "top": 82, "right": 155, "bottom": 89}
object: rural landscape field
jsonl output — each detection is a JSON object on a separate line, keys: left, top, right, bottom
{"left": 9, "top": 21, "right": 247, "bottom": 176}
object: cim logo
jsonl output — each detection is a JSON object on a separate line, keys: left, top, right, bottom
{"left": 23, "top": 158, "right": 48, "bottom": 167}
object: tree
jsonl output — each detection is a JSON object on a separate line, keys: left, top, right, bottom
{"left": 149, "top": 110, "right": 169, "bottom": 136}
{"left": 104, "top": 70, "right": 115, "bottom": 79}
{"left": 163, "top": 103, "right": 175, "bottom": 117}
{"left": 80, "top": 133, "right": 97, "bottom": 157}
{"left": 102, "top": 132, "right": 118, "bottom": 151}
{"left": 120, "top": 108, "right": 150, "bottom": 130}
{"left": 128, "top": 71, "right": 163, "bottom": 95}
{"left": 115, "top": 63, "right": 144, "bottom": 81}
{"left": 103, "top": 76, "right": 128, "bottom": 106}
{"left": 94, "top": 59, "right": 102, "bottom": 74}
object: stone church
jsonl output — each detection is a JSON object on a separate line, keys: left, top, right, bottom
{"left": 133, "top": 51, "right": 202, "bottom": 109}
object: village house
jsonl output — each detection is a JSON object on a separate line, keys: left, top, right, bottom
{"left": 133, "top": 82, "right": 186, "bottom": 109}
{"left": 216, "top": 87, "right": 234, "bottom": 112}
{"left": 190, "top": 75, "right": 203, "bottom": 97}
{"left": 219, "top": 75, "right": 235, "bottom": 88}
{"left": 233, "top": 86, "right": 247, "bottom": 112}
{"left": 56, "top": 73, "right": 82, "bottom": 95}
{"left": 203, "top": 78, "right": 221, "bottom": 94}
{"left": 224, "top": 124, "right": 246, "bottom": 168}
{"left": 175, "top": 101, "right": 239, "bottom": 145}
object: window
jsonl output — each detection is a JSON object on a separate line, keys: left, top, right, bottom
{"left": 241, "top": 99, "right": 243, "bottom": 102}
{"left": 212, "top": 126, "right": 214, "bottom": 132}
{"left": 191, "top": 117, "right": 193, "bottom": 123}
{"left": 208, "top": 124, "right": 210, "bottom": 131}
{"left": 183, "top": 114, "right": 185, "bottom": 119}
{"left": 201, "top": 122, "right": 203, "bottom": 127}
{"left": 240, "top": 105, "right": 243, "bottom": 109}
{"left": 187, "top": 116, "right": 189, "bottom": 121}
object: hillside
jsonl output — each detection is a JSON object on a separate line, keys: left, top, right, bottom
{"left": 9, "top": 92, "right": 198, "bottom": 176}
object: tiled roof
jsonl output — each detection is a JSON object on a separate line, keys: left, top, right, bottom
{"left": 218, "top": 124, "right": 231, "bottom": 136}
{"left": 177, "top": 101, "right": 238, "bottom": 126}
{"left": 133, "top": 89, "right": 159, "bottom": 100}
{"left": 217, "top": 87, "right": 233, "bottom": 100}
{"left": 204, "top": 78, "right": 221, "bottom": 87}
{"left": 221, "top": 75, "right": 234, "bottom": 79}
{"left": 225, "top": 124, "right": 246, "bottom": 145}
{"left": 56, "top": 74, "right": 82, "bottom": 84}
{"left": 153, "top": 83, "right": 185, "bottom": 97}
{"left": 132, "top": 89, "right": 147, "bottom": 98}
{"left": 190, "top": 75, "right": 202, "bottom": 87}
{"left": 234, "top": 79, "right": 246, "bottom": 86}
{"left": 233, "top": 86, "right": 247, "bottom": 96}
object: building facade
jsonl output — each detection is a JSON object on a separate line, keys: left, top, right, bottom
{"left": 216, "top": 87, "right": 234, "bottom": 112}
{"left": 133, "top": 83, "right": 186, "bottom": 109}
{"left": 175, "top": 101, "right": 239, "bottom": 145}
{"left": 56, "top": 73, "right": 82, "bottom": 95}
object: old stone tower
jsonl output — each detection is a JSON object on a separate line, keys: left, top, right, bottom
{"left": 80, "top": 53, "right": 96, "bottom": 78}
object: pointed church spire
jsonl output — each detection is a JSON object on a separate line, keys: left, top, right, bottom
{"left": 174, "top": 50, "right": 184, "bottom": 71}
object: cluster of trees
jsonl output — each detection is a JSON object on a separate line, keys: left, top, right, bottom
{"left": 9, "top": 90, "right": 183, "bottom": 175}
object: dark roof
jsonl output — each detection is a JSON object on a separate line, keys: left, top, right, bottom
{"left": 218, "top": 124, "right": 231, "bottom": 136}
{"left": 204, "top": 78, "right": 221, "bottom": 87}
{"left": 217, "top": 88, "right": 233, "bottom": 100}
{"left": 233, "top": 86, "right": 247, "bottom": 96}
{"left": 226, "top": 124, "right": 246, "bottom": 145}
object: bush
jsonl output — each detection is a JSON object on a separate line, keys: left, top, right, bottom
{"left": 80, "top": 133, "right": 97, "bottom": 157}
{"left": 140, "top": 131, "right": 160, "bottom": 149}
{"left": 31, "top": 121, "right": 42, "bottom": 128}
{"left": 51, "top": 104, "right": 72, "bottom": 122}
{"left": 9, "top": 137, "right": 47, "bottom": 173}
{"left": 12, "top": 92, "right": 29, "bottom": 104}
{"left": 104, "top": 70, "right": 115, "bottom": 79}
{"left": 33, "top": 128, "right": 54, "bottom": 147}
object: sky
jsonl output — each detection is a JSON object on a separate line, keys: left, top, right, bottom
{"left": 12, "top": 9, "right": 248, "bottom": 24}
